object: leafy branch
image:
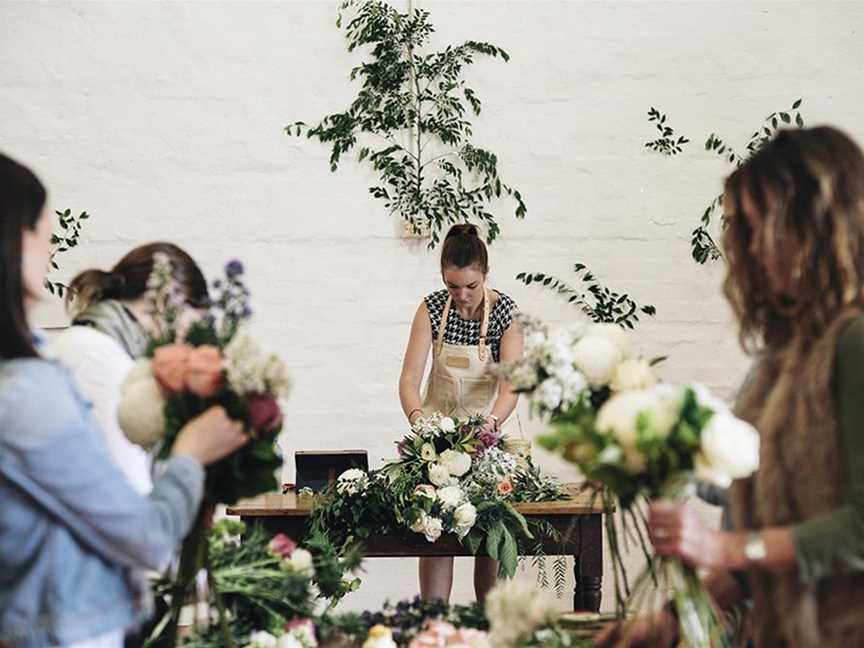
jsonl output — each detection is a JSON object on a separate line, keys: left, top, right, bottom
{"left": 516, "top": 263, "right": 656, "bottom": 330}
{"left": 286, "top": 0, "right": 526, "bottom": 247}
{"left": 45, "top": 208, "right": 90, "bottom": 298}
{"left": 645, "top": 98, "right": 805, "bottom": 264}
{"left": 643, "top": 108, "right": 689, "bottom": 156}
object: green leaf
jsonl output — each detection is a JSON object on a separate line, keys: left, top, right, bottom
{"left": 792, "top": 98, "right": 802, "bottom": 109}
{"left": 498, "top": 526, "right": 518, "bottom": 578}
{"left": 485, "top": 522, "right": 504, "bottom": 560}
{"left": 780, "top": 112, "right": 791, "bottom": 124}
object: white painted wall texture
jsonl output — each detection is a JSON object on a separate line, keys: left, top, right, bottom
{"left": 3, "top": 0, "right": 863, "bottom": 613}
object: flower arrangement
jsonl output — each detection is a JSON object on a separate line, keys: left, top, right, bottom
{"left": 118, "top": 255, "right": 291, "bottom": 647}
{"left": 504, "top": 315, "right": 760, "bottom": 647}
{"left": 155, "top": 520, "right": 361, "bottom": 648}
{"left": 309, "top": 413, "right": 565, "bottom": 584}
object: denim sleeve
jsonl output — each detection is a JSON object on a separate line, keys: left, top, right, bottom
{"left": 0, "top": 360, "right": 204, "bottom": 571}
{"left": 791, "top": 317, "right": 864, "bottom": 583}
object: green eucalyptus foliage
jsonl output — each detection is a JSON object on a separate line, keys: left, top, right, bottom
{"left": 286, "top": 0, "right": 526, "bottom": 247}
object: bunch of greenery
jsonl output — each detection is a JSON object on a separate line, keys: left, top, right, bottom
{"left": 286, "top": 0, "right": 526, "bottom": 247}
{"left": 643, "top": 99, "right": 805, "bottom": 263}
{"left": 516, "top": 263, "right": 656, "bottom": 329}
{"left": 45, "top": 208, "right": 90, "bottom": 298}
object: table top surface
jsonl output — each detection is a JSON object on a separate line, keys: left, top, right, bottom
{"left": 227, "top": 482, "right": 606, "bottom": 517}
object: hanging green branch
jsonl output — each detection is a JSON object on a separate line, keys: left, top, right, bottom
{"left": 516, "top": 263, "right": 656, "bottom": 329}
{"left": 645, "top": 99, "right": 805, "bottom": 264}
{"left": 643, "top": 107, "right": 689, "bottom": 156}
{"left": 286, "top": 0, "right": 527, "bottom": 247}
{"left": 45, "top": 208, "right": 90, "bottom": 298}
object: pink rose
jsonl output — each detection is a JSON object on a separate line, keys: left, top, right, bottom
{"left": 497, "top": 479, "right": 513, "bottom": 497}
{"left": 268, "top": 533, "right": 297, "bottom": 560}
{"left": 248, "top": 393, "right": 283, "bottom": 432}
{"left": 185, "top": 345, "right": 224, "bottom": 397}
{"left": 152, "top": 344, "right": 192, "bottom": 393}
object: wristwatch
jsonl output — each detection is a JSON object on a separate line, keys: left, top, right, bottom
{"left": 744, "top": 530, "right": 767, "bottom": 563}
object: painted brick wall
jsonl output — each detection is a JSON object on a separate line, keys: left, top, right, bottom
{"left": 2, "top": 0, "right": 862, "bottom": 613}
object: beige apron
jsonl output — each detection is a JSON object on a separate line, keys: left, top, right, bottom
{"left": 421, "top": 289, "right": 519, "bottom": 434}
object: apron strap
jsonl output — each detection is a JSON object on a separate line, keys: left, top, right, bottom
{"left": 434, "top": 294, "right": 454, "bottom": 358}
{"left": 478, "top": 288, "right": 492, "bottom": 362}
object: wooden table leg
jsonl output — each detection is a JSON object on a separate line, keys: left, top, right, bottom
{"left": 573, "top": 513, "right": 603, "bottom": 612}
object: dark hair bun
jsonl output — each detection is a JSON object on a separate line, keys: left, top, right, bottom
{"left": 440, "top": 223, "right": 488, "bottom": 273}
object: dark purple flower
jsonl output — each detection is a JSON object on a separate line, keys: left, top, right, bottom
{"left": 225, "top": 259, "right": 244, "bottom": 278}
{"left": 248, "top": 393, "right": 283, "bottom": 432}
{"left": 479, "top": 429, "right": 499, "bottom": 449}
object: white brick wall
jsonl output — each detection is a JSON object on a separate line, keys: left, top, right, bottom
{"left": 3, "top": 0, "right": 863, "bottom": 613}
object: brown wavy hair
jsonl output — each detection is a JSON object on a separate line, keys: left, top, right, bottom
{"left": 67, "top": 242, "right": 208, "bottom": 315}
{"left": 722, "top": 126, "right": 864, "bottom": 351}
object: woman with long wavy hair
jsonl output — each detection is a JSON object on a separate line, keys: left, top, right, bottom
{"left": 599, "top": 126, "right": 864, "bottom": 647}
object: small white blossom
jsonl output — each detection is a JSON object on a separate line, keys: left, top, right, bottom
{"left": 247, "top": 631, "right": 278, "bottom": 648}
{"left": 287, "top": 548, "right": 315, "bottom": 577}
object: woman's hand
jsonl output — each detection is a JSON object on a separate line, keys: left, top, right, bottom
{"left": 594, "top": 609, "right": 678, "bottom": 647}
{"left": 648, "top": 500, "right": 731, "bottom": 570}
{"left": 478, "top": 415, "right": 497, "bottom": 436}
{"left": 172, "top": 405, "right": 248, "bottom": 465}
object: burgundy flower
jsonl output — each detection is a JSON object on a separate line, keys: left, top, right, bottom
{"left": 268, "top": 533, "right": 297, "bottom": 559}
{"left": 248, "top": 393, "right": 283, "bottom": 432}
{"left": 397, "top": 437, "right": 409, "bottom": 457}
{"left": 479, "top": 429, "right": 499, "bottom": 449}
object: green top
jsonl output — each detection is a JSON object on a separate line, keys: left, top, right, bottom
{"left": 792, "top": 316, "right": 864, "bottom": 583}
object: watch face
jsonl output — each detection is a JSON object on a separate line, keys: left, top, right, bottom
{"left": 745, "top": 533, "right": 767, "bottom": 561}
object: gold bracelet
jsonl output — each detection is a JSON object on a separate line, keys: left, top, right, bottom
{"left": 408, "top": 408, "right": 423, "bottom": 423}
{"left": 488, "top": 414, "right": 500, "bottom": 431}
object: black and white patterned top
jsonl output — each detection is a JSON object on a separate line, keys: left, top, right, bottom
{"left": 424, "top": 289, "right": 518, "bottom": 362}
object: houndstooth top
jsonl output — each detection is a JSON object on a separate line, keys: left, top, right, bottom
{"left": 424, "top": 289, "right": 519, "bottom": 362}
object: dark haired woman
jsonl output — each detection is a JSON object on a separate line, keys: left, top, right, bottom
{"left": 399, "top": 223, "right": 523, "bottom": 603}
{"left": 0, "top": 151, "right": 248, "bottom": 648}
{"left": 599, "top": 127, "right": 864, "bottom": 647}
{"left": 48, "top": 244, "right": 209, "bottom": 495}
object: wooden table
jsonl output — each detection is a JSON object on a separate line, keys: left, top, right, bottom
{"left": 228, "top": 483, "right": 605, "bottom": 612}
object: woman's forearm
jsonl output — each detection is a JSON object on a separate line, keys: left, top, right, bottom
{"left": 489, "top": 381, "right": 518, "bottom": 423}
{"left": 399, "top": 375, "right": 424, "bottom": 422}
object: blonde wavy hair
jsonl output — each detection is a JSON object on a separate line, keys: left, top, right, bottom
{"left": 722, "top": 126, "right": 864, "bottom": 350}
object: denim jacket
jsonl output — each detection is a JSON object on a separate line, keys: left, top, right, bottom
{"left": 0, "top": 359, "right": 204, "bottom": 647}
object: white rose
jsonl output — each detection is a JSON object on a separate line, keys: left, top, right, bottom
{"left": 224, "top": 331, "right": 268, "bottom": 394}
{"left": 414, "top": 484, "right": 437, "bottom": 501}
{"left": 696, "top": 414, "right": 760, "bottom": 488}
{"left": 336, "top": 469, "right": 367, "bottom": 495}
{"left": 248, "top": 631, "right": 278, "bottom": 648}
{"left": 421, "top": 516, "right": 443, "bottom": 542}
{"left": 573, "top": 336, "right": 623, "bottom": 388}
{"left": 610, "top": 358, "right": 657, "bottom": 392}
{"left": 439, "top": 449, "right": 472, "bottom": 477}
{"left": 536, "top": 378, "right": 564, "bottom": 412}
{"left": 585, "top": 323, "right": 630, "bottom": 354}
{"left": 428, "top": 463, "right": 451, "bottom": 486}
{"left": 595, "top": 390, "right": 664, "bottom": 448}
{"left": 288, "top": 548, "right": 315, "bottom": 577}
{"left": 118, "top": 359, "right": 167, "bottom": 448}
{"left": 436, "top": 485, "right": 464, "bottom": 509}
{"left": 438, "top": 417, "right": 456, "bottom": 433}
{"left": 453, "top": 502, "right": 477, "bottom": 530}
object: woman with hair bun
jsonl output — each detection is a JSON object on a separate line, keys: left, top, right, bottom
{"left": 49, "top": 243, "right": 210, "bottom": 495}
{"left": 399, "top": 223, "right": 524, "bottom": 603}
